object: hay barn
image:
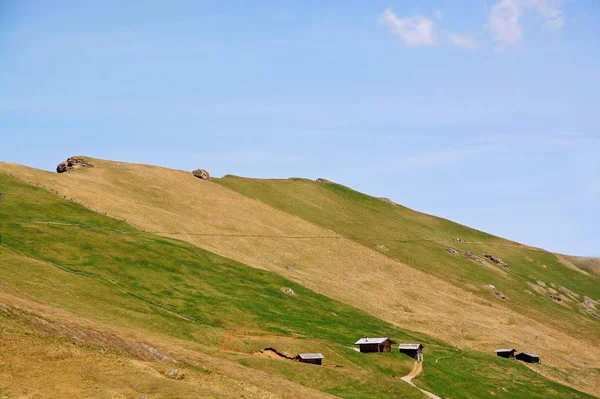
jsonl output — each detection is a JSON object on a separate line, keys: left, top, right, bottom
{"left": 399, "top": 343, "right": 424, "bottom": 361}
{"left": 516, "top": 352, "right": 540, "bottom": 363}
{"left": 494, "top": 348, "right": 517, "bottom": 359}
{"left": 355, "top": 337, "right": 396, "bottom": 353}
{"left": 296, "top": 353, "right": 324, "bottom": 365}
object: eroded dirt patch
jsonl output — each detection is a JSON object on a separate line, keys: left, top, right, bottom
{"left": 1, "top": 304, "right": 176, "bottom": 363}
{"left": 254, "top": 347, "right": 295, "bottom": 360}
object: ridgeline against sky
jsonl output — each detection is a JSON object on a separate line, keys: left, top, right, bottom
{"left": 1, "top": 0, "right": 598, "bottom": 255}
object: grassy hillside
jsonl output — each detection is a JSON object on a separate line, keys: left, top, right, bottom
{"left": 1, "top": 159, "right": 595, "bottom": 366}
{"left": 0, "top": 172, "right": 596, "bottom": 398}
{"left": 215, "top": 176, "right": 600, "bottom": 393}
{"left": 0, "top": 304, "right": 276, "bottom": 399}
{"left": 215, "top": 176, "right": 600, "bottom": 333}
{"left": 0, "top": 158, "right": 598, "bottom": 396}
{"left": 0, "top": 173, "right": 426, "bottom": 399}
{"left": 571, "top": 256, "right": 600, "bottom": 277}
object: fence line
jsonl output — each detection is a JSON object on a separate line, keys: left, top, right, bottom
{"left": 0, "top": 242, "right": 198, "bottom": 323}
{"left": 2, "top": 170, "right": 529, "bottom": 248}
{"left": 0, "top": 171, "right": 147, "bottom": 232}
{"left": 221, "top": 328, "right": 303, "bottom": 353}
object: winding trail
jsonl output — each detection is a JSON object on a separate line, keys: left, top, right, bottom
{"left": 400, "top": 362, "right": 441, "bottom": 399}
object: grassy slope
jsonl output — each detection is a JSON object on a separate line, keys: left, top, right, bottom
{"left": 215, "top": 176, "right": 600, "bottom": 391}
{"left": 0, "top": 174, "right": 593, "bottom": 398}
{"left": 0, "top": 173, "right": 423, "bottom": 399}
{"left": 571, "top": 257, "right": 600, "bottom": 278}
{"left": 0, "top": 306, "right": 271, "bottom": 399}
{"left": 2, "top": 157, "right": 597, "bottom": 388}
{"left": 215, "top": 176, "right": 600, "bottom": 324}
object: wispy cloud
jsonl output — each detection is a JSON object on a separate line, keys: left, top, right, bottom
{"left": 543, "top": 17, "right": 564, "bottom": 31}
{"left": 488, "top": 0, "right": 565, "bottom": 51}
{"left": 379, "top": 9, "right": 481, "bottom": 50}
{"left": 378, "top": 9, "right": 437, "bottom": 47}
{"left": 488, "top": 0, "right": 525, "bottom": 48}
{"left": 447, "top": 33, "right": 480, "bottom": 49}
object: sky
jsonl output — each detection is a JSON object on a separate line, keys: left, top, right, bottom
{"left": 1, "top": 0, "right": 599, "bottom": 256}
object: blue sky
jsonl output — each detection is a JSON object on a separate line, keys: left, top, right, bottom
{"left": 1, "top": 1, "right": 599, "bottom": 256}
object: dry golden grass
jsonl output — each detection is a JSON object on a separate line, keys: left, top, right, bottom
{"left": 1, "top": 158, "right": 599, "bottom": 395}
{"left": 571, "top": 256, "right": 600, "bottom": 277}
{"left": 0, "top": 309, "right": 276, "bottom": 398}
{"left": 0, "top": 289, "right": 336, "bottom": 399}
{"left": 555, "top": 254, "right": 594, "bottom": 276}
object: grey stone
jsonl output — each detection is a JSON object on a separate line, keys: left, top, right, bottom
{"left": 56, "top": 157, "right": 92, "bottom": 173}
{"left": 446, "top": 248, "right": 458, "bottom": 256}
{"left": 192, "top": 169, "right": 210, "bottom": 180}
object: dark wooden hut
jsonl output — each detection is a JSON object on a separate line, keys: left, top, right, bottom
{"left": 494, "top": 348, "right": 517, "bottom": 359}
{"left": 399, "top": 343, "right": 424, "bottom": 361}
{"left": 296, "top": 353, "right": 324, "bottom": 365}
{"left": 355, "top": 337, "right": 396, "bottom": 353}
{"left": 516, "top": 352, "right": 540, "bottom": 363}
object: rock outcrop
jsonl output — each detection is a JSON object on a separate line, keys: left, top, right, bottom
{"left": 167, "top": 368, "right": 184, "bottom": 380}
{"left": 192, "top": 169, "right": 210, "bottom": 180}
{"left": 56, "top": 157, "right": 92, "bottom": 173}
{"left": 494, "top": 291, "right": 508, "bottom": 300}
{"left": 446, "top": 248, "right": 459, "bottom": 256}
{"left": 582, "top": 296, "right": 597, "bottom": 312}
{"left": 481, "top": 254, "right": 507, "bottom": 267}
{"left": 465, "top": 251, "right": 487, "bottom": 267}
{"left": 378, "top": 197, "right": 397, "bottom": 205}
{"left": 550, "top": 295, "right": 563, "bottom": 303}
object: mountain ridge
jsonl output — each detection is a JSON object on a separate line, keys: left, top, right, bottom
{"left": 0, "top": 156, "right": 598, "bottom": 398}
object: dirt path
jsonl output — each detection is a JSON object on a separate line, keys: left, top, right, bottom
{"left": 401, "top": 361, "right": 423, "bottom": 385}
{"left": 400, "top": 362, "right": 441, "bottom": 399}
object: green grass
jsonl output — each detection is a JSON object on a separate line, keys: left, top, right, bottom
{"left": 215, "top": 176, "right": 600, "bottom": 341}
{"left": 419, "top": 348, "right": 590, "bottom": 399}
{"left": 0, "top": 173, "right": 594, "bottom": 399}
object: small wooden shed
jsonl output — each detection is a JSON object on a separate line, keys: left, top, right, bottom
{"left": 296, "top": 353, "right": 324, "bottom": 365}
{"left": 494, "top": 348, "right": 517, "bottom": 359}
{"left": 355, "top": 337, "right": 396, "bottom": 353}
{"left": 516, "top": 352, "right": 540, "bottom": 364}
{"left": 399, "top": 343, "right": 424, "bottom": 361}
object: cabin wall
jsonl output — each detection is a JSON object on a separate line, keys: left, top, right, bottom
{"left": 400, "top": 348, "right": 423, "bottom": 361}
{"left": 516, "top": 354, "right": 540, "bottom": 363}
{"left": 400, "top": 349, "right": 418, "bottom": 358}
{"left": 298, "top": 358, "right": 323, "bottom": 365}
{"left": 382, "top": 342, "right": 391, "bottom": 352}
{"left": 359, "top": 343, "right": 381, "bottom": 353}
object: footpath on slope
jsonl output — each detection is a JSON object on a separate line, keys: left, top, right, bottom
{"left": 401, "top": 362, "right": 441, "bottom": 399}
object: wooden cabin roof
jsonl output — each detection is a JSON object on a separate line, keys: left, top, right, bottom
{"left": 297, "top": 353, "right": 325, "bottom": 359}
{"left": 355, "top": 337, "right": 395, "bottom": 345}
{"left": 494, "top": 348, "right": 516, "bottom": 353}
{"left": 399, "top": 343, "right": 423, "bottom": 350}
